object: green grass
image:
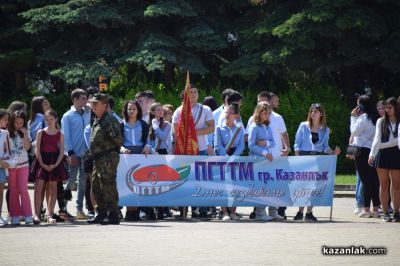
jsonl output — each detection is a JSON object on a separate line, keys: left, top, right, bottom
{"left": 335, "top": 174, "right": 356, "bottom": 185}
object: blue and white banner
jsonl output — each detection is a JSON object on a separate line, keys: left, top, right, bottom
{"left": 117, "top": 154, "right": 337, "bottom": 207}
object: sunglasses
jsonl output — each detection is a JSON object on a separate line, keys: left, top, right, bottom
{"left": 311, "top": 103, "right": 321, "bottom": 108}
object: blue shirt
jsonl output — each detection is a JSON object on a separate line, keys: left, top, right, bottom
{"left": 122, "top": 120, "right": 148, "bottom": 148}
{"left": 149, "top": 122, "right": 172, "bottom": 151}
{"left": 61, "top": 106, "right": 91, "bottom": 156}
{"left": 248, "top": 123, "right": 275, "bottom": 157}
{"left": 214, "top": 123, "right": 245, "bottom": 156}
{"left": 294, "top": 122, "right": 330, "bottom": 153}
{"left": 28, "top": 113, "right": 46, "bottom": 141}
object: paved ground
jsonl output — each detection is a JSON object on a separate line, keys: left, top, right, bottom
{"left": 0, "top": 192, "right": 399, "bottom": 266}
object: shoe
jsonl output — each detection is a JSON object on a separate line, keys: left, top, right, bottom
{"left": 25, "top": 216, "right": 33, "bottom": 225}
{"left": 230, "top": 213, "right": 241, "bottom": 221}
{"left": 106, "top": 213, "right": 120, "bottom": 225}
{"left": 353, "top": 207, "right": 362, "bottom": 215}
{"left": 387, "top": 207, "right": 394, "bottom": 214}
{"left": 278, "top": 209, "right": 287, "bottom": 220}
{"left": 222, "top": 214, "right": 231, "bottom": 221}
{"left": 0, "top": 216, "right": 8, "bottom": 225}
{"left": 293, "top": 211, "right": 304, "bottom": 221}
{"left": 191, "top": 210, "right": 200, "bottom": 219}
{"left": 87, "top": 210, "right": 95, "bottom": 217}
{"left": 11, "top": 216, "right": 20, "bottom": 225}
{"left": 32, "top": 215, "right": 41, "bottom": 225}
{"left": 59, "top": 209, "right": 75, "bottom": 221}
{"left": 249, "top": 212, "right": 256, "bottom": 219}
{"left": 125, "top": 210, "right": 140, "bottom": 221}
{"left": 305, "top": 212, "right": 318, "bottom": 222}
{"left": 52, "top": 214, "right": 65, "bottom": 222}
{"left": 47, "top": 216, "right": 57, "bottom": 224}
{"left": 75, "top": 210, "right": 88, "bottom": 220}
{"left": 270, "top": 212, "right": 284, "bottom": 221}
{"left": 393, "top": 212, "right": 400, "bottom": 222}
{"left": 358, "top": 211, "right": 372, "bottom": 218}
{"left": 198, "top": 212, "right": 209, "bottom": 219}
{"left": 383, "top": 212, "right": 392, "bottom": 222}
{"left": 371, "top": 211, "right": 381, "bottom": 218}
{"left": 255, "top": 214, "right": 273, "bottom": 221}
{"left": 87, "top": 212, "right": 107, "bottom": 224}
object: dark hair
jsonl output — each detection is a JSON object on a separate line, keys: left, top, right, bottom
{"left": 8, "top": 110, "right": 27, "bottom": 139}
{"left": 307, "top": 103, "right": 327, "bottom": 129}
{"left": 228, "top": 103, "right": 239, "bottom": 115}
{"left": 7, "top": 101, "right": 27, "bottom": 114}
{"left": 45, "top": 110, "right": 58, "bottom": 120}
{"left": 30, "top": 96, "right": 46, "bottom": 122}
{"left": 382, "top": 97, "right": 400, "bottom": 138}
{"left": 148, "top": 102, "right": 165, "bottom": 141}
{"left": 376, "top": 100, "right": 384, "bottom": 108}
{"left": 135, "top": 91, "right": 147, "bottom": 100}
{"left": 222, "top": 88, "right": 235, "bottom": 102}
{"left": 202, "top": 96, "right": 218, "bottom": 112}
{"left": 71, "top": 88, "right": 87, "bottom": 102}
{"left": 227, "top": 91, "right": 243, "bottom": 105}
{"left": 258, "top": 91, "right": 271, "bottom": 101}
{"left": 85, "top": 86, "right": 99, "bottom": 97}
{"left": 145, "top": 90, "right": 155, "bottom": 100}
{"left": 358, "top": 94, "right": 378, "bottom": 125}
{"left": 0, "top": 109, "right": 9, "bottom": 120}
{"left": 123, "top": 100, "right": 142, "bottom": 122}
{"left": 108, "top": 96, "right": 115, "bottom": 109}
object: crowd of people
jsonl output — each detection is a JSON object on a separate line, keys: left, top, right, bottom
{"left": 0, "top": 85, "right": 399, "bottom": 225}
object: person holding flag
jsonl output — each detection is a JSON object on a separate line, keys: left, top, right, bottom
{"left": 172, "top": 72, "right": 215, "bottom": 218}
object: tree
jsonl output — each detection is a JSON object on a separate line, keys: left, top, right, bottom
{"left": 222, "top": 0, "right": 400, "bottom": 99}
{"left": 20, "top": 0, "right": 242, "bottom": 87}
{"left": 0, "top": 1, "right": 35, "bottom": 97}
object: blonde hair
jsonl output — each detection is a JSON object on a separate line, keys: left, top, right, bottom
{"left": 253, "top": 101, "right": 271, "bottom": 126}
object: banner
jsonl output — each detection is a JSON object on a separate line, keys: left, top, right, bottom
{"left": 117, "top": 155, "right": 337, "bottom": 207}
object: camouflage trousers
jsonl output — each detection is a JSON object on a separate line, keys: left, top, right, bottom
{"left": 92, "top": 152, "right": 119, "bottom": 214}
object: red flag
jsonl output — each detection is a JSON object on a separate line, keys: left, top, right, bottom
{"left": 175, "top": 71, "right": 199, "bottom": 155}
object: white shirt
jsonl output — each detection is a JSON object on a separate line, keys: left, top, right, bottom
{"left": 245, "top": 112, "right": 287, "bottom": 157}
{"left": 172, "top": 103, "right": 213, "bottom": 152}
{"left": 9, "top": 132, "right": 29, "bottom": 168}
{"left": 350, "top": 113, "right": 376, "bottom": 149}
{"left": 370, "top": 118, "right": 399, "bottom": 157}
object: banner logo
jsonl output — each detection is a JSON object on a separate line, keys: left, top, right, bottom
{"left": 126, "top": 164, "right": 190, "bottom": 196}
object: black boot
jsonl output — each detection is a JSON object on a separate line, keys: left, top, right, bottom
{"left": 87, "top": 211, "right": 107, "bottom": 224}
{"left": 107, "top": 212, "right": 120, "bottom": 225}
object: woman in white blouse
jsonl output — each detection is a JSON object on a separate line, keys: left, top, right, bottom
{"left": 350, "top": 95, "right": 381, "bottom": 219}
{"left": 368, "top": 97, "right": 400, "bottom": 222}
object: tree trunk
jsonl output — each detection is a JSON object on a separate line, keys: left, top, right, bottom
{"left": 15, "top": 71, "right": 26, "bottom": 95}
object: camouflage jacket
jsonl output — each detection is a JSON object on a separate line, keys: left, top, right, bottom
{"left": 90, "top": 112, "right": 122, "bottom": 157}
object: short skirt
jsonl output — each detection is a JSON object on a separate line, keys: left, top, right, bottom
{"left": 374, "top": 146, "right": 400, "bottom": 170}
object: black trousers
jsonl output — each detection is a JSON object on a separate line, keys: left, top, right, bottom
{"left": 355, "top": 147, "right": 380, "bottom": 208}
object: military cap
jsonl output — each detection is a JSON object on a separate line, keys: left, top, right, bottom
{"left": 90, "top": 93, "right": 109, "bottom": 103}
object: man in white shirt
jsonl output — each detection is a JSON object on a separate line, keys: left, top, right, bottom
{"left": 135, "top": 90, "right": 155, "bottom": 123}
{"left": 172, "top": 84, "right": 215, "bottom": 218}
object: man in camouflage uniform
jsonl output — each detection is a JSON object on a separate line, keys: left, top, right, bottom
{"left": 87, "top": 93, "right": 123, "bottom": 225}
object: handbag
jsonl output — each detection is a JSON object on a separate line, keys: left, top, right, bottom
{"left": 346, "top": 145, "right": 360, "bottom": 157}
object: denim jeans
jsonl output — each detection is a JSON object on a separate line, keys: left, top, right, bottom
{"left": 66, "top": 157, "right": 87, "bottom": 211}
{"left": 355, "top": 171, "right": 364, "bottom": 208}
